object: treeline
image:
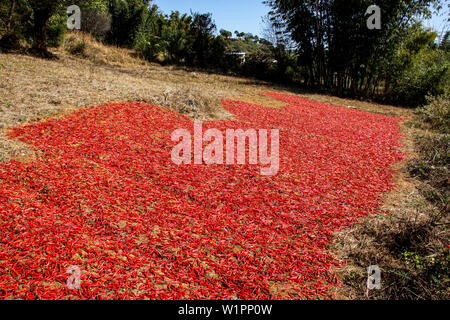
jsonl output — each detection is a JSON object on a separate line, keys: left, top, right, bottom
{"left": 265, "top": 0, "right": 449, "bottom": 106}
{"left": 104, "top": 0, "right": 295, "bottom": 80}
{"left": 0, "top": 0, "right": 448, "bottom": 107}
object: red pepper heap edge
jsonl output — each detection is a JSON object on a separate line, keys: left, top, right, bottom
{"left": 0, "top": 93, "right": 406, "bottom": 299}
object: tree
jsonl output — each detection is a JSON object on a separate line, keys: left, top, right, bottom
{"left": 162, "top": 11, "right": 193, "bottom": 63}
{"left": 28, "top": 0, "right": 65, "bottom": 57}
{"left": 243, "top": 33, "right": 254, "bottom": 42}
{"left": 78, "top": 1, "right": 111, "bottom": 38}
{"left": 187, "top": 12, "right": 216, "bottom": 67}
{"left": 134, "top": 5, "right": 165, "bottom": 61}
{"left": 219, "top": 29, "right": 232, "bottom": 40}
{"left": 261, "top": 14, "right": 291, "bottom": 48}
{"left": 106, "top": 0, "right": 152, "bottom": 47}
{"left": 265, "top": 0, "right": 439, "bottom": 96}
{"left": 390, "top": 25, "right": 449, "bottom": 106}
{"left": 441, "top": 31, "right": 450, "bottom": 51}
{"left": 6, "top": 0, "right": 16, "bottom": 34}
{"left": 234, "top": 31, "right": 245, "bottom": 39}
{"left": 259, "top": 38, "right": 272, "bottom": 46}
{"left": 24, "top": 0, "right": 109, "bottom": 56}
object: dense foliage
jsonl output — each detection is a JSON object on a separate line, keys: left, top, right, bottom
{"left": 265, "top": 0, "right": 449, "bottom": 105}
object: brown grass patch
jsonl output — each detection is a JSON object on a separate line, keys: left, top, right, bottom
{"left": 236, "top": 93, "right": 288, "bottom": 109}
{"left": 332, "top": 118, "right": 449, "bottom": 300}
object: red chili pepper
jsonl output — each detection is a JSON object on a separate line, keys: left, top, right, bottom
{"left": 0, "top": 95, "right": 405, "bottom": 300}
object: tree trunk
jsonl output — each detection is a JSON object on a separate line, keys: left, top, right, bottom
{"left": 30, "top": 8, "right": 54, "bottom": 58}
{"left": 33, "top": 11, "right": 49, "bottom": 51}
{"left": 6, "top": 0, "right": 16, "bottom": 34}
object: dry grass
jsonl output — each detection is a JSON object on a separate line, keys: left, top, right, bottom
{"left": 332, "top": 118, "right": 449, "bottom": 300}
{"left": 63, "top": 32, "right": 144, "bottom": 67}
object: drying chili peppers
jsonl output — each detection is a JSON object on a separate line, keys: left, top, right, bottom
{"left": 0, "top": 93, "right": 405, "bottom": 300}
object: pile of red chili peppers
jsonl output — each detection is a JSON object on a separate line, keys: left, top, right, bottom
{"left": 0, "top": 93, "right": 405, "bottom": 299}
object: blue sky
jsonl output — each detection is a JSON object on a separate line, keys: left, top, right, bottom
{"left": 153, "top": 0, "right": 449, "bottom": 38}
{"left": 153, "top": 0, "right": 270, "bottom": 37}
{"left": 424, "top": 3, "right": 449, "bottom": 36}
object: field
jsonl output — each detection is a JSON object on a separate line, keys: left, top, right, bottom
{"left": 0, "top": 36, "right": 425, "bottom": 299}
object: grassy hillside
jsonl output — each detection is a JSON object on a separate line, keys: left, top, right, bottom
{"left": 226, "top": 38, "right": 272, "bottom": 57}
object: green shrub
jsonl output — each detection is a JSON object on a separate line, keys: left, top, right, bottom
{"left": 47, "top": 14, "right": 67, "bottom": 48}
{"left": 400, "top": 250, "right": 450, "bottom": 299}
{"left": 64, "top": 35, "right": 87, "bottom": 56}
{"left": 134, "top": 32, "right": 163, "bottom": 61}
{"left": 133, "top": 6, "right": 166, "bottom": 62}
{"left": 392, "top": 49, "right": 449, "bottom": 107}
{"left": 417, "top": 93, "right": 450, "bottom": 134}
